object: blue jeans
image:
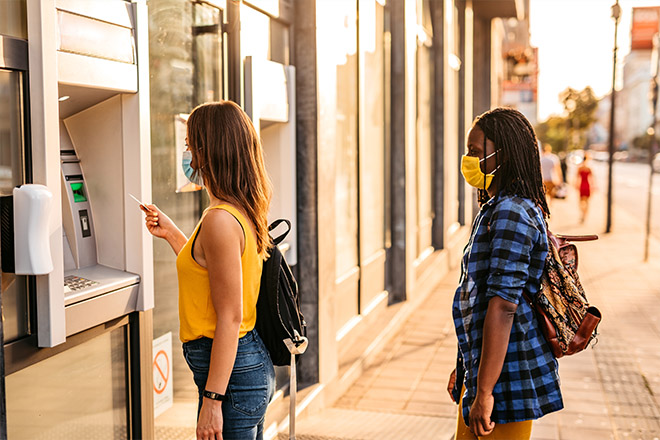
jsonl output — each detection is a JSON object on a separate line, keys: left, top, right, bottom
{"left": 182, "top": 329, "right": 276, "bottom": 440}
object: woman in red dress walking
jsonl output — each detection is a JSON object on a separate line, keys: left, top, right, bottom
{"left": 576, "top": 153, "right": 595, "bottom": 223}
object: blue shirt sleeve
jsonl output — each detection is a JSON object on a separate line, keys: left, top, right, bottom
{"left": 486, "top": 200, "right": 540, "bottom": 304}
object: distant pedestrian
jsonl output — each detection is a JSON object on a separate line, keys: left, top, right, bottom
{"left": 449, "top": 108, "right": 563, "bottom": 439}
{"left": 576, "top": 152, "right": 595, "bottom": 223}
{"left": 558, "top": 151, "right": 568, "bottom": 183}
{"left": 540, "top": 144, "right": 562, "bottom": 203}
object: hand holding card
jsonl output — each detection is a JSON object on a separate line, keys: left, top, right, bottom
{"left": 129, "top": 194, "right": 151, "bottom": 213}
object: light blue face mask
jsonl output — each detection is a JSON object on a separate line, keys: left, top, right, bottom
{"left": 182, "top": 150, "right": 204, "bottom": 187}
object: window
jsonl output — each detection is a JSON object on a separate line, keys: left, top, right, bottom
{"left": 6, "top": 328, "right": 128, "bottom": 438}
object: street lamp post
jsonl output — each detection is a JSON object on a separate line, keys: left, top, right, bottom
{"left": 644, "top": 35, "right": 660, "bottom": 262}
{"left": 606, "top": 0, "right": 621, "bottom": 234}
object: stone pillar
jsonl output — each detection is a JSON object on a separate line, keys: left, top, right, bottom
{"left": 293, "top": 0, "right": 320, "bottom": 386}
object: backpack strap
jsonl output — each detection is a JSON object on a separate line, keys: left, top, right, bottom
{"left": 269, "top": 219, "right": 291, "bottom": 246}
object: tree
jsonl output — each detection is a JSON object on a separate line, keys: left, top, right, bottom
{"left": 535, "top": 115, "right": 570, "bottom": 152}
{"left": 535, "top": 86, "right": 600, "bottom": 152}
{"left": 559, "top": 86, "right": 599, "bottom": 149}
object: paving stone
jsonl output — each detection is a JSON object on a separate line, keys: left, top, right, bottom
{"left": 355, "top": 397, "right": 406, "bottom": 411}
{"left": 559, "top": 426, "right": 615, "bottom": 440}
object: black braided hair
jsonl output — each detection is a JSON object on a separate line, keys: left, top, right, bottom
{"left": 473, "top": 107, "right": 550, "bottom": 217}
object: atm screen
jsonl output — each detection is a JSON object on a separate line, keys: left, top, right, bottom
{"left": 70, "top": 182, "right": 87, "bottom": 203}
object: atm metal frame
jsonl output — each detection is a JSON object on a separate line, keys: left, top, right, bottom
{"left": 0, "top": 29, "right": 151, "bottom": 440}
{"left": 0, "top": 33, "right": 33, "bottom": 440}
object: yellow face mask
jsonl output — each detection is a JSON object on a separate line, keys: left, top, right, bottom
{"left": 460, "top": 150, "right": 500, "bottom": 189}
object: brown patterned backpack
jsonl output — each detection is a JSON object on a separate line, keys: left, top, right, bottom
{"left": 524, "top": 232, "right": 602, "bottom": 358}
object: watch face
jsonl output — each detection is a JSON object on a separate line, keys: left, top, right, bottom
{"left": 203, "top": 390, "right": 226, "bottom": 401}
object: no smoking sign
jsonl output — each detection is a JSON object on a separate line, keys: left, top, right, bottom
{"left": 153, "top": 349, "right": 169, "bottom": 394}
{"left": 153, "top": 332, "right": 173, "bottom": 417}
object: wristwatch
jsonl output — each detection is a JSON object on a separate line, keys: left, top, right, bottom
{"left": 203, "top": 390, "right": 227, "bottom": 401}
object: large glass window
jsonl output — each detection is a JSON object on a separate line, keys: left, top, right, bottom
{"left": 241, "top": 4, "right": 290, "bottom": 64}
{"left": 6, "top": 328, "right": 128, "bottom": 439}
{"left": 317, "top": 0, "right": 359, "bottom": 278}
{"left": 416, "top": 32, "right": 434, "bottom": 258}
{"left": 241, "top": 5, "right": 270, "bottom": 61}
{"left": 0, "top": 69, "right": 30, "bottom": 343}
{"left": 148, "top": 0, "right": 222, "bottom": 434}
{"left": 360, "top": 0, "right": 386, "bottom": 259}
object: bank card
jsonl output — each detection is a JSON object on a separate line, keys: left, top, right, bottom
{"left": 129, "top": 194, "right": 151, "bottom": 213}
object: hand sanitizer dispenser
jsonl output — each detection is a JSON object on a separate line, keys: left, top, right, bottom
{"left": 14, "top": 184, "right": 55, "bottom": 275}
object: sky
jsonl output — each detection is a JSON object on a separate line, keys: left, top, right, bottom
{"left": 530, "top": 0, "right": 660, "bottom": 121}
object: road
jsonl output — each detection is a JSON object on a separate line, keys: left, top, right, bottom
{"left": 569, "top": 160, "right": 660, "bottom": 239}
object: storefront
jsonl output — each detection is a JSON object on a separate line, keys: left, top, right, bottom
{"left": 0, "top": 0, "right": 522, "bottom": 438}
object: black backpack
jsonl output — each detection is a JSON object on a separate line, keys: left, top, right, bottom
{"left": 255, "top": 219, "right": 308, "bottom": 367}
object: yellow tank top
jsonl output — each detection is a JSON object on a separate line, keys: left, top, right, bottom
{"left": 176, "top": 204, "right": 263, "bottom": 343}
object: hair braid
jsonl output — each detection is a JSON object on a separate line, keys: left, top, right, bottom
{"left": 473, "top": 107, "right": 550, "bottom": 217}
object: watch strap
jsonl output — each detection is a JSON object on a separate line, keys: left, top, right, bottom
{"left": 203, "top": 390, "right": 227, "bottom": 401}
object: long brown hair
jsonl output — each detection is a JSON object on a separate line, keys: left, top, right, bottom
{"left": 187, "top": 101, "right": 272, "bottom": 255}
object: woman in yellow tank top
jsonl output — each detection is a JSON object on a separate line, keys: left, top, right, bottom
{"left": 141, "top": 101, "right": 275, "bottom": 440}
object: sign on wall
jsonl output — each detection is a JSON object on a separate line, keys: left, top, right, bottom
{"left": 153, "top": 332, "right": 173, "bottom": 418}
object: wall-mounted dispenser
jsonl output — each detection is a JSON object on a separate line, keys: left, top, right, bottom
{"left": 13, "top": 184, "right": 54, "bottom": 275}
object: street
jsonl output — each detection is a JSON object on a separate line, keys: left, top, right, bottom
{"left": 585, "top": 160, "right": 660, "bottom": 239}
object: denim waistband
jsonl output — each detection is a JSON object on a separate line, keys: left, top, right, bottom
{"left": 238, "top": 328, "right": 258, "bottom": 345}
{"left": 183, "top": 328, "right": 258, "bottom": 349}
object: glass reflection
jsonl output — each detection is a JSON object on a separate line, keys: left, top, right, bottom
{"left": 317, "top": 0, "right": 359, "bottom": 277}
{"left": 148, "top": 0, "right": 219, "bottom": 432}
{"left": 360, "top": 0, "right": 387, "bottom": 259}
{"left": 0, "top": 0, "right": 27, "bottom": 40}
{"left": 6, "top": 329, "right": 128, "bottom": 439}
{"left": 0, "top": 69, "right": 30, "bottom": 342}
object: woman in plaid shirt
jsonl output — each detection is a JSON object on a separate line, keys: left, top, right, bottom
{"left": 448, "top": 108, "right": 563, "bottom": 439}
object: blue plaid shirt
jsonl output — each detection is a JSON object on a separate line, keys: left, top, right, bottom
{"left": 452, "top": 194, "right": 563, "bottom": 425}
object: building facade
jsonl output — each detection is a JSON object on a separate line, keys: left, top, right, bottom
{"left": 0, "top": 0, "right": 525, "bottom": 438}
{"left": 620, "top": 7, "right": 660, "bottom": 151}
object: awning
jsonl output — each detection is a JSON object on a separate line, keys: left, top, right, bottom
{"left": 473, "top": 0, "right": 525, "bottom": 21}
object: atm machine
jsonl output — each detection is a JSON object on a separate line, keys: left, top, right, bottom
{"left": 15, "top": 0, "right": 154, "bottom": 346}
{"left": 60, "top": 129, "right": 140, "bottom": 318}
{"left": 3, "top": 1, "right": 154, "bottom": 437}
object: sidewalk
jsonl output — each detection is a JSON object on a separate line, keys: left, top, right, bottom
{"left": 292, "top": 190, "right": 660, "bottom": 440}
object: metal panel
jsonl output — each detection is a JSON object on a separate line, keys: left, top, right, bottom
{"left": 0, "top": 271, "right": 6, "bottom": 440}
{"left": 57, "top": 51, "right": 138, "bottom": 92}
{"left": 65, "top": 284, "right": 139, "bottom": 336}
{"left": 0, "top": 35, "right": 28, "bottom": 71}
{"left": 55, "top": 0, "right": 133, "bottom": 28}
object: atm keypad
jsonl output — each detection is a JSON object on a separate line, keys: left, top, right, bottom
{"left": 64, "top": 275, "right": 99, "bottom": 292}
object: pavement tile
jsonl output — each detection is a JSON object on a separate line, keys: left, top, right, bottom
{"left": 356, "top": 397, "right": 406, "bottom": 411}
{"left": 362, "top": 386, "right": 409, "bottom": 401}
{"left": 559, "top": 427, "right": 615, "bottom": 440}
{"left": 531, "top": 421, "right": 558, "bottom": 440}
{"left": 403, "top": 401, "right": 456, "bottom": 416}
{"left": 376, "top": 368, "right": 424, "bottom": 382}
{"left": 334, "top": 395, "right": 361, "bottom": 409}
{"left": 559, "top": 412, "right": 612, "bottom": 430}
{"left": 368, "top": 377, "right": 418, "bottom": 391}
{"left": 408, "top": 389, "right": 444, "bottom": 403}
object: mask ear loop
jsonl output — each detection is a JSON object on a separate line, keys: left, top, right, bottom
{"left": 483, "top": 132, "right": 488, "bottom": 191}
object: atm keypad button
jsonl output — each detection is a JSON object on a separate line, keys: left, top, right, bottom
{"left": 64, "top": 275, "right": 99, "bottom": 292}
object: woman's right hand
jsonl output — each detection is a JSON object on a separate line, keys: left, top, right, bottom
{"left": 142, "top": 204, "right": 175, "bottom": 239}
{"left": 447, "top": 368, "right": 457, "bottom": 402}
